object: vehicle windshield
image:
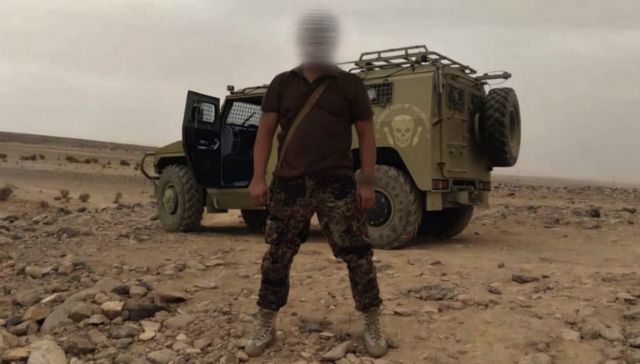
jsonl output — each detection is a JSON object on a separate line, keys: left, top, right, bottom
{"left": 223, "top": 98, "right": 263, "bottom": 127}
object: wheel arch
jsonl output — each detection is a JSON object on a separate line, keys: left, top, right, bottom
{"left": 156, "top": 157, "right": 207, "bottom": 207}
{"left": 352, "top": 147, "right": 424, "bottom": 202}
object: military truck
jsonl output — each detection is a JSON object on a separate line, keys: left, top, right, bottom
{"left": 141, "top": 45, "right": 521, "bottom": 249}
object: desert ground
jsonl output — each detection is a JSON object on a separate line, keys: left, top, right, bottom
{"left": 1, "top": 132, "right": 639, "bottom": 364}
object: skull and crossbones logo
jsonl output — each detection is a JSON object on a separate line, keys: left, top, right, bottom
{"left": 383, "top": 115, "right": 423, "bottom": 147}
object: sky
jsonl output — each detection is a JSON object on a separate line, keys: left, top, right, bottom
{"left": 1, "top": 0, "right": 639, "bottom": 183}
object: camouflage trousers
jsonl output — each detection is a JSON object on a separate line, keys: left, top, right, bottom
{"left": 257, "top": 175, "right": 382, "bottom": 312}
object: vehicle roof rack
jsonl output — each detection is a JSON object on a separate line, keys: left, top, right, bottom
{"left": 337, "top": 45, "right": 477, "bottom": 75}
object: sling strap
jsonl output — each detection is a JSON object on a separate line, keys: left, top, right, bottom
{"left": 277, "top": 79, "right": 330, "bottom": 168}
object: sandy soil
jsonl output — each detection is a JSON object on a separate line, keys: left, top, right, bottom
{"left": 1, "top": 133, "right": 640, "bottom": 364}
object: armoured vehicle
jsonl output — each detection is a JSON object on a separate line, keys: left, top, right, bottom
{"left": 141, "top": 45, "right": 521, "bottom": 249}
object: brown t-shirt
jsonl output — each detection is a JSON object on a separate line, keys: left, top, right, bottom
{"left": 261, "top": 66, "right": 373, "bottom": 178}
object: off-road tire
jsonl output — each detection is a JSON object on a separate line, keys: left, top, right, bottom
{"left": 156, "top": 164, "right": 203, "bottom": 232}
{"left": 480, "top": 88, "right": 521, "bottom": 167}
{"left": 365, "top": 165, "right": 422, "bottom": 249}
{"left": 241, "top": 209, "right": 268, "bottom": 233}
{"left": 419, "top": 206, "right": 474, "bottom": 240}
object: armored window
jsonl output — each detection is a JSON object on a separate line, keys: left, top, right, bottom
{"left": 225, "top": 101, "right": 263, "bottom": 127}
{"left": 197, "top": 102, "right": 217, "bottom": 123}
{"left": 447, "top": 86, "right": 466, "bottom": 112}
{"left": 366, "top": 82, "right": 393, "bottom": 105}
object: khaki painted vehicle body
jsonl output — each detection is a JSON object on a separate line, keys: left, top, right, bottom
{"left": 142, "top": 45, "right": 521, "bottom": 249}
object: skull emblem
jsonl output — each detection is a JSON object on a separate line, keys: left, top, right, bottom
{"left": 391, "top": 115, "right": 414, "bottom": 147}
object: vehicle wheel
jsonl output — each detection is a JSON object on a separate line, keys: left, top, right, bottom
{"left": 241, "top": 209, "right": 268, "bottom": 233}
{"left": 480, "top": 88, "right": 521, "bottom": 167}
{"left": 363, "top": 165, "right": 422, "bottom": 249}
{"left": 156, "top": 164, "right": 204, "bottom": 232}
{"left": 419, "top": 206, "right": 474, "bottom": 240}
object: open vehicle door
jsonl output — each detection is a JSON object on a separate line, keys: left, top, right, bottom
{"left": 182, "top": 91, "right": 221, "bottom": 188}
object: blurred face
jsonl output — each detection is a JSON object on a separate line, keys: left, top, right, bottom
{"left": 297, "top": 10, "right": 339, "bottom": 65}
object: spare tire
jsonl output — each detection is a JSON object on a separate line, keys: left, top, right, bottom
{"left": 480, "top": 88, "right": 521, "bottom": 167}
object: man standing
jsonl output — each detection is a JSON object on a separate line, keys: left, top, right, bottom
{"left": 245, "top": 11, "right": 387, "bottom": 358}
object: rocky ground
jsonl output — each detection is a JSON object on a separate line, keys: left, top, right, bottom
{"left": 1, "top": 135, "right": 640, "bottom": 364}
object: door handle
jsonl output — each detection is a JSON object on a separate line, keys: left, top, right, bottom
{"left": 196, "top": 139, "right": 220, "bottom": 151}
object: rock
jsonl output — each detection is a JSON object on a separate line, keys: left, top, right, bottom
{"left": 487, "top": 283, "right": 502, "bottom": 295}
{"left": 9, "top": 320, "right": 37, "bottom": 335}
{"left": 25, "top": 265, "right": 50, "bottom": 279}
{"left": 406, "top": 284, "right": 455, "bottom": 301}
{"left": 23, "top": 304, "right": 51, "bottom": 321}
{"left": 392, "top": 307, "right": 413, "bottom": 316}
{"left": 512, "top": 273, "right": 539, "bottom": 284}
{"left": 129, "top": 285, "right": 148, "bottom": 298}
{"left": 205, "top": 259, "right": 225, "bottom": 267}
{"left": 40, "top": 294, "right": 63, "bottom": 305}
{"left": 163, "top": 314, "right": 196, "bottom": 329}
{"left": 155, "top": 287, "right": 187, "bottom": 303}
{"left": 124, "top": 298, "right": 165, "bottom": 321}
{"left": 27, "top": 339, "right": 67, "bottom": 364}
{"left": 580, "top": 319, "right": 606, "bottom": 340}
{"left": 186, "top": 260, "right": 205, "bottom": 271}
{"left": 101, "top": 301, "right": 124, "bottom": 319}
{"left": 147, "top": 349, "right": 177, "bottom": 364}
{"left": 138, "top": 330, "right": 156, "bottom": 341}
{"left": 109, "top": 323, "right": 141, "bottom": 339}
{"left": 193, "top": 338, "right": 210, "bottom": 350}
{"left": 2, "top": 347, "right": 30, "bottom": 362}
{"left": 628, "top": 337, "right": 640, "bottom": 348}
{"left": 93, "top": 293, "right": 109, "bottom": 304}
{"left": 94, "top": 278, "right": 122, "bottom": 293}
{"left": 518, "top": 353, "right": 553, "bottom": 364}
{"left": 14, "top": 288, "right": 44, "bottom": 306}
{"left": 111, "top": 285, "right": 130, "bottom": 296}
{"left": 559, "top": 328, "right": 580, "bottom": 341}
{"left": 599, "top": 324, "right": 624, "bottom": 341}
{"left": 66, "top": 301, "right": 93, "bottom": 322}
{"left": 624, "top": 309, "right": 640, "bottom": 321}
{"left": 64, "top": 288, "right": 99, "bottom": 303}
{"left": 322, "top": 341, "right": 352, "bottom": 361}
{"left": 140, "top": 320, "right": 161, "bottom": 332}
{"left": 65, "top": 333, "right": 95, "bottom": 355}
{"left": 87, "top": 329, "right": 110, "bottom": 347}
{"left": 193, "top": 278, "right": 218, "bottom": 290}
{"left": 236, "top": 351, "right": 249, "bottom": 362}
{"left": 58, "top": 256, "right": 75, "bottom": 275}
{"left": 41, "top": 307, "right": 73, "bottom": 334}
{"left": 87, "top": 314, "right": 109, "bottom": 325}
{"left": 582, "top": 220, "right": 600, "bottom": 230}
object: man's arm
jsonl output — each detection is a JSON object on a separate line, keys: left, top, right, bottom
{"left": 249, "top": 112, "right": 279, "bottom": 206}
{"left": 355, "top": 119, "right": 376, "bottom": 209}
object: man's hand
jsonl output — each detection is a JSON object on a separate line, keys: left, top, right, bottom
{"left": 357, "top": 184, "right": 375, "bottom": 210}
{"left": 249, "top": 178, "right": 268, "bottom": 206}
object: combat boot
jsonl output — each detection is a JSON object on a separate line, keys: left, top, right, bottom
{"left": 363, "top": 307, "right": 388, "bottom": 358}
{"left": 245, "top": 308, "right": 277, "bottom": 357}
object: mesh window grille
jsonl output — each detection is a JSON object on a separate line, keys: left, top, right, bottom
{"left": 366, "top": 82, "right": 393, "bottom": 105}
{"left": 226, "top": 102, "right": 262, "bottom": 127}
{"left": 199, "top": 102, "right": 216, "bottom": 123}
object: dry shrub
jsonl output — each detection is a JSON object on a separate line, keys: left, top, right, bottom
{"left": 59, "top": 189, "right": 70, "bottom": 199}
{"left": 0, "top": 153, "right": 7, "bottom": 160}
{"left": 19, "top": 154, "right": 38, "bottom": 161}
{"left": 38, "top": 200, "right": 49, "bottom": 209}
{"left": 113, "top": 192, "right": 122, "bottom": 204}
{"left": 65, "top": 156, "right": 81, "bottom": 163}
{"left": 38, "top": 154, "right": 45, "bottom": 160}
{"left": 0, "top": 185, "right": 13, "bottom": 201}
{"left": 78, "top": 193, "right": 90, "bottom": 203}
{"left": 119, "top": 160, "right": 131, "bottom": 166}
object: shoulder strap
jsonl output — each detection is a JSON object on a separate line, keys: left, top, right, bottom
{"left": 277, "top": 79, "right": 330, "bottom": 168}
